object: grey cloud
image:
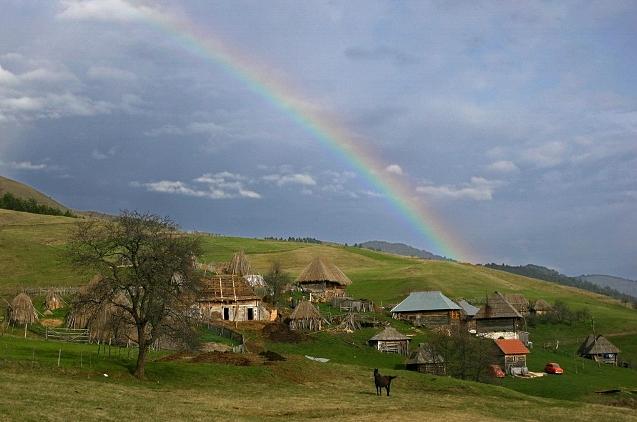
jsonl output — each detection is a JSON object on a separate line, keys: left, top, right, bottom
{"left": 344, "top": 45, "right": 419, "bottom": 65}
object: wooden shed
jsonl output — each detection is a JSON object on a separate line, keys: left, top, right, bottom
{"left": 495, "top": 339, "right": 530, "bottom": 375}
{"left": 197, "top": 274, "right": 270, "bottom": 322}
{"left": 406, "top": 343, "right": 446, "bottom": 375}
{"left": 295, "top": 257, "right": 352, "bottom": 301}
{"left": 505, "top": 294, "right": 530, "bottom": 316}
{"left": 289, "top": 300, "right": 323, "bottom": 331}
{"left": 391, "top": 291, "right": 461, "bottom": 327}
{"left": 368, "top": 326, "right": 411, "bottom": 356}
{"left": 475, "top": 292, "right": 524, "bottom": 334}
{"left": 577, "top": 335, "right": 620, "bottom": 365}
{"left": 456, "top": 299, "right": 479, "bottom": 330}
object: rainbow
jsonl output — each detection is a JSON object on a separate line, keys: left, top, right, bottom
{"left": 134, "top": 5, "right": 472, "bottom": 261}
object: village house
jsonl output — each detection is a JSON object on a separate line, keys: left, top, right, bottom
{"left": 494, "top": 338, "right": 530, "bottom": 375}
{"left": 368, "top": 326, "right": 411, "bottom": 356}
{"left": 295, "top": 256, "right": 352, "bottom": 301}
{"left": 578, "top": 334, "right": 621, "bottom": 365}
{"left": 456, "top": 299, "right": 479, "bottom": 331}
{"left": 406, "top": 343, "right": 446, "bottom": 375}
{"left": 475, "top": 291, "right": 524, "bottom": 337}
{"left": 197, "top": 274, "right": 270, "bottom": 322}
{"left": 505, "top": 293, "right": 530, "bottom": 316}
{"left": 390, "top": 291, "right": 462, "bottom": 327}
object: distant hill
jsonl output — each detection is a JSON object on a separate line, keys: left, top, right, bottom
{"left": 579, "top": 274, "right": 637, "bottom": 299}
{"left": 0, "top": 175, "right": 68, "bottom": 211}
{"left": 483, "top": 263, "right": 637, "bottom": 305}
{"left": 357, "top": 240, "right": 449, "bottom": 261}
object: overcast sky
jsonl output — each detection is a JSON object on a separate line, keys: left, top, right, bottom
{"left": 1, "top": 1, "right": 636, "bottom": 278}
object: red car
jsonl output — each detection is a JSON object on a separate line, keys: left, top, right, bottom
{"left": 544, "top": 362, "right": 564, "bottom": 374}
{"left": 489, "top": 364, "right": 506, "bottom": 378}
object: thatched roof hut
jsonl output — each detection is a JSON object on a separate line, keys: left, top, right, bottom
{"left": 8, "top": 293, "right": 38, "bottom": 325}
{"left": 406, "top": 343, "right": 446, "bottom": 375}
{"left": 295, "top": 257, "right": 352, "bottom": 286}
{"left": 578, "top": 334, "right": 620, "bottom": 365}
{"left": 289, "top": 300, "right": 323, "bottom": 331}
{"left": 531, "top": 299, "right": 552, "bottom": 314}
{"left": 45, "top": 290, "right": 63, "bottom": 311}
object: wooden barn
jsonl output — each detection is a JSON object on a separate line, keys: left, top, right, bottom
{"left": 197, "top": 274, "right": 270, "bottom": 322}
{"left": 475, "top": 292, "right": 524, "bottom": 334}
{"left": 289, "top": 300, "right": 323, "bottom": 331}
{"left": 530, "top": 299, "right": 553, "bottom": 315}
{"left": 505, "top": 294, "right": 530, "bottom": 316}
{"left": 406, "top": 343, "right": 446, "bottom": 375}
{"left": 368, "top": 326, "right": 411, "bottom": 356}
{"left": 457, "top": 299, "right": 479, "bottom": 330}
{"left": 578, "top": 334, "right": 620, "bottom": 365}
{"left": 390, "top": 291, "right": 461, "bottom": 327}
{"left": 295, "top": 257, "right": 352, "bottom": 301}
{"left": 494, "top": 339, "right": 530, "bottom": 375}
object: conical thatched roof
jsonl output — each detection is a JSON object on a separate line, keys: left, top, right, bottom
{"left": 224, "top": 250, "right": 252, "bottom": 276}
{"left": 289, "top": 300, "right": 322, "bottom": 320}
{"left": 406, "top": 344, "right": 444, "bottom": 365}
{"left": 578, "top": 334, "right": 620, "bottom": 356}
{"left": 45, "top": 290, "right": 63, "bottom": 311}
{"left": 295, "top": 257, "right": 352, "bottom": 286}
{"left": 369, "top": 326, "right": 410, "bottom": 342}
{"left": 8, "top": 293, "right": 38, "bottom": 325}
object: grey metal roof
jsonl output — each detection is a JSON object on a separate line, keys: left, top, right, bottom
{"left": 457, "top": 299, "right": 480, "bottom": 317}
{"left": 390, "top": 291, "right": 461, "bottom": 313}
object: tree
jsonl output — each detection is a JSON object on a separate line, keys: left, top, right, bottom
{"left": 429, "top": 327, "right": 496, "bottom": 382}
{"left": 264, "top": 261, "right": 291, "bottom": 306}
{"left": 67, "top": 211, "right": 202, "bottom": 378}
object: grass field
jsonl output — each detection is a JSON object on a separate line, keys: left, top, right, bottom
{"left": 1, "top": 209, "right": 636, "bottom": 419}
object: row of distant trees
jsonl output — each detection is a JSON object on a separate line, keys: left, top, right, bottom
{"left": 264, "top": 236, "right": 322, "bottom": 244}
{"left": 483, "top": 263, "right": 637, "bottom": 308}
{"left": 0, "top": 192, "right": 74, "bottom": 217}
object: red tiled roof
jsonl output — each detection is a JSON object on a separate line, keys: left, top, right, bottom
{"left": 495, "top": 339, "right": 529, "bottom": 355}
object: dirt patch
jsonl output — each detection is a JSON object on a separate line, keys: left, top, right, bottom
{"left": 160, "top": 351, "right": 261, "bottom": 366}
{"left": 262, "top": 322, "right": 304, "bottom": 343}
{"left": 199, "top": 342, "right": 232, "bottom": 353}
{"left": 259, "top": 350, "right": 286, "bottom": 361}
{"left": 40, "top": 319, "right": 63, "bottom": 328}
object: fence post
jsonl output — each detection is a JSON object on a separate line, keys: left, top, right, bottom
{"left": 57, "top": 349, "right": 61, "bottom": 367}
{"left": 45, "top": 327, "right": 48, "bottom": 341}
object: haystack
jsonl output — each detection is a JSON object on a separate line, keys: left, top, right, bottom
{"left": 8, "top": 293, "right": 38, "bottom": 325}
{"left": 45, "top": 289, "right": 63, "bottom": 311}
{"left": 224, "top": 250, "right": 252, "bottom": 276}
{"left": 289, "top": 300, "right": 323, "bottom": 331}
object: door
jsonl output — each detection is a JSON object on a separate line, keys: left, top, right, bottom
{"left": 247, "top": 307, "right": 254, "bottom": 321}
{"left": 223, "top": 307, "right": 230, "bottom": 320}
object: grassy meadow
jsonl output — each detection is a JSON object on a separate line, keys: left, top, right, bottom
{"left": 1, "top": 209, "right": 636, "bottom": 420}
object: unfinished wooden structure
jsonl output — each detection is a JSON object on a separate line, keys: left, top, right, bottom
{"left": 7, "top": 293, "right": 38, "bottom": 325}
{"left": 504, "top": 294, "right": 530, "bottom": 316}
{"left": 406, "top": 343, "right": 446, "bottom": 375}
{"left": 197, "top": 274, "right": 270, "bottom": 322}
{"left": 578, "top": 334, "right": 620, "bottom": 365}
{"left": 391, "top": 291, "right": 461, "bottom": 327}
{"left": 475, "top": 292, "right": 524, "bottom": 334}
{"left": 368, "top": 326, "right": 411, "bottom": 356}
{"left": 288, "top": 300, "right": 323, "bottom": 331}
{"left": 495, "top": 339, "right": 530, "bottom": 375}
{"left": 331, "top": 297, "right": 374, "bottom": 313}
{"left": 295, "top": 257, "right": 352, "bottom": 301}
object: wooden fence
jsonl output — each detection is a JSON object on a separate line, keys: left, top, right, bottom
{"left": 45, "top": 327, "right": 90, "bottom": 343}
{"left": 202, "top": 322, "right": 246, "bottom": 353}
{"left": 23, "top": 287, "right": 79, "bottom": 296}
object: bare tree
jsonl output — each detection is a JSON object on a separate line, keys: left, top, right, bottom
{"left": 67, "top": 211, "right": 202, "bottom": 378}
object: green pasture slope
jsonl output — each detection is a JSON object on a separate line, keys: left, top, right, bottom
{"left": 1, "top": 209, "right": 637, "bottom": 419}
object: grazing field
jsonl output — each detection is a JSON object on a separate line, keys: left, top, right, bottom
{"left": 1, "top": 209, "right": 636, "bottom": 419}
{"left": 0, "top": 336, "right": 636, "bottom": 421}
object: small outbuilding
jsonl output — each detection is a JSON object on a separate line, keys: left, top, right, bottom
{"left": 495, "top": 338, "right": 530, "bottom": 375}
{"left": 289, "top": 300, "right": 323, "bottom": 331}
{"left": 406, "top": 343, "right": 446, "bottom": 375}
{"left": 390, "top": 291, "right": 462, "bottom": 327}
{"left": 295, "top": 257, "right": 352, "bottom": 301}
{"left": 368, "top": 326, "right": 411, "bottom": 356}
{"left": 530, "top": 299, "right": 553, "bottom": 315}
{"left": 475, "top": 292, "right": 524, "bottom": 334}
{"left": 457, "top": 299, "right": 479, "bottom": 330}
{"left": 578, "top": 334, "right": 620, "bottom": 365}
{"left": 7, "top": 293, "right": 38, "bottom": 326}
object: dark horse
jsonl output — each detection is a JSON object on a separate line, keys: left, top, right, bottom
{"left": 373, "top": 368, "right": 397, "bottom": 396}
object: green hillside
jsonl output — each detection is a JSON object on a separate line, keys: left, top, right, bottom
{"left": 0, "top": 176, "right": 69, "bottom": 211}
